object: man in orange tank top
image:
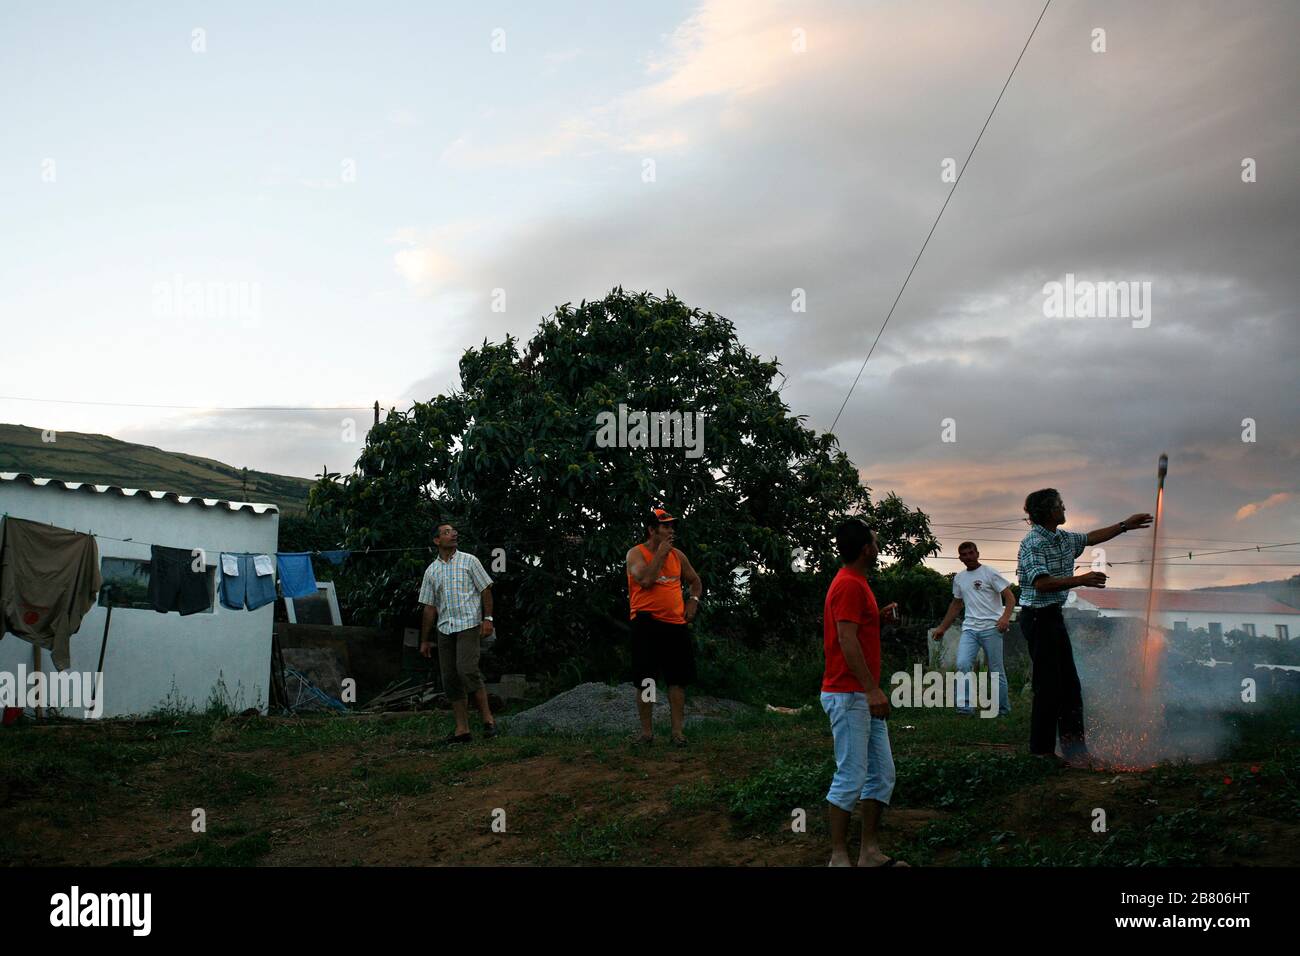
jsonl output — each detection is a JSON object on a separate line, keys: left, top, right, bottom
{"left": 626, "top": 508, "right": 702, "bottom": 745}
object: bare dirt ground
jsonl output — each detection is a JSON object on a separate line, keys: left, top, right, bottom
{"left": 3, "top": 709, "right": 1297, "bottom": 867}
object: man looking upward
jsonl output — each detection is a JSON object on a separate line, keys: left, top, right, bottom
{"left": 419, "top": 521, "right": 496, "bottom": 744}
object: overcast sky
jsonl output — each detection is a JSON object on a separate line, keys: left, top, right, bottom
{"left": 2, "top": 0, "right": 1296, "bottom": 588}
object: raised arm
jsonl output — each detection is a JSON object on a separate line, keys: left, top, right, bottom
{"left": 1087, "top": 512, "right": 1153, "bottom": 546}
{"left": 627, "top": 540, "right": 672, "bottom": 588}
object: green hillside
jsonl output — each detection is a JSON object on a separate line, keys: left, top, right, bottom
{"left": 0, "top": 423, "right": 314, "bottom": 513}
{"left": 1196, "top": 574, "right": 1300, "bottom": 610}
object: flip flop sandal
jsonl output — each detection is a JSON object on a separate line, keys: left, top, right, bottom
{"left": 482, "top": 723, "right": 499, "bottom": 739}
{"left": 442, "top": 732, "right": 472, "bottom": 745}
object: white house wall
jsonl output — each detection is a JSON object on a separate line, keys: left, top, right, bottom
{"left": 1073, "top": 599, "right": 1297, "bottom": 638}
{"left": 0, "top": 482, "right": 279, "bottom": 717}
{"left": 1155, "top": 609, "right": 1295, "bottom": 637}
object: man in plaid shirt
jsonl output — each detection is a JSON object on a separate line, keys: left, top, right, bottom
{"left": 1017, "top": 488, "right": 1150, "bottom": 767}
{"left": 419, "top": 521, "right": 496, "bottom": 744}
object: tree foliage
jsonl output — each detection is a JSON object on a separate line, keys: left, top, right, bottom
{"left": 309, "top": 289, "right": 938, "bottom": 672}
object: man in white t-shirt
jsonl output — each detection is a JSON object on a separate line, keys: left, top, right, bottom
{"left": 932, "top": 542, "right": 1014, "bottom": 716}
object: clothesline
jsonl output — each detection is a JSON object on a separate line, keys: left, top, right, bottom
{"left": 0, "top": 512, "right": 591, "bottom": 563}
{"left": 0, "top": 513, "right": 325, "bottom": 610}
{"left": 2, "top": 512, "right": 375, "bottom": 564}
{"left": 8, "top": 512, "right": 1296, "bottom": 574}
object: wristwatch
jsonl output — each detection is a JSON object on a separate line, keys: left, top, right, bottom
{"left": 1118, "top": 520, "right": 1128, "bottom": 531}
{"left": 483, "top": 616, "right": 494, "bottom": 622}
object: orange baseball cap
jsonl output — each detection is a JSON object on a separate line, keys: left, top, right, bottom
{"left": 651, "top": 507, "right": 676, "bottom": 524}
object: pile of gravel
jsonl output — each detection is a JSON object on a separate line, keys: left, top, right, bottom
{"left": 503, "top": 682, "right": 752, "bottom": 735}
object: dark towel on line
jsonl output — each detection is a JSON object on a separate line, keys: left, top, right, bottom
{"left": 0, "top": 516, "right": 101, "bottom": 670}
{"left": 149, "top": 545, "right": 210, "bottom": 615}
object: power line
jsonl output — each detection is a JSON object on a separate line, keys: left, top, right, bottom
{"left": 1108, "top": 541, "right": 1300, "bottom": 566}
{"left": 0, "top": 395, "right": 383, "bottom": 412}
{"left": 926, "top": 529, "right": 1300, "bottom": 554}
{"left": 1122, "top": 562, "right": 1300, "bottom": 569}
{"left": 927, "top": 522, "right": 1300, "bottom": 553}
{"left": 830, "top": 0, "right": 1053, "bottom": 432}
{"left": 928, "top": 520, "right": 1028, "bottom": 530}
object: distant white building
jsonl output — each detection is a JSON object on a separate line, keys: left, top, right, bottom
{"left": 1072, "top": 587, "right": 1299, "bottom": 640}
{"left": 0, "top": 472, "right": 279, "bottom": 717}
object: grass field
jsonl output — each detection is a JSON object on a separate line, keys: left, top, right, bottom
{"left": 2, "top": 691, "right": 1297, "bottom": 867}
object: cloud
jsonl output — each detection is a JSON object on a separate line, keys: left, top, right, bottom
{"left": 638, "top": 0, "right": 839, "bottom": 106}
{"left": 1235, "top": 492, "right": 1293, "bottom": 521}
{"left": 440, "top": 0, "right": 858, "bottom": 167}
{"left": 387, "top": 222, "right": 492, "bottom": 291}
{"left": 391, "top": 0, "right": 1300, "bottom": 587}
{"left": 393, "top": 247, "right": 457, "bottom": 287}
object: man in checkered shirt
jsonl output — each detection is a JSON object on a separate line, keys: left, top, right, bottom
{"left": 1017, "top": 488, "right": 1150, "bottom": 767}
{"left": 419, "top": 521, "right": 496, "bottom": 744}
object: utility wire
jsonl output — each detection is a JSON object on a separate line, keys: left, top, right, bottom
{"left": 928, "top": 521, "right": 1300, "bottom": 548}
{"left": 1108, "top": 541, "right": 1300, "bottom": 566}
{"left": 0, "top": 395, "right": 383, "bottom": 412}
{"left": 925, "top": 528, "right": 1300, "bottom": 553}
{"left": 830, "top": 0, "right": 1053, "bottom": 433}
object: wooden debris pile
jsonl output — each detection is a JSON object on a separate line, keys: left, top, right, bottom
{"left": 362, "top": 678, "right": 446, "bottom": 713}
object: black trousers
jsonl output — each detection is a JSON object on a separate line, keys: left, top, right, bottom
{"left": 1019, "top": 604, "right": 1086, "bottom": 757}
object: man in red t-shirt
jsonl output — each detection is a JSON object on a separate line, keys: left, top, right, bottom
{"left": 821, "top": 518, "right": 905, "bottom": 867}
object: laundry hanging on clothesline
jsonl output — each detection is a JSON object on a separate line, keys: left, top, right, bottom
{"left": 0, "top": 515, "right": 101, "bottom": 670}
{"left": 275, "top": 552, "right": 318, "bottom": 599}
{"left": 0, "top": 511, "right": 346, "bottom": 625}
{"left": 219, "top": 552, "right": 276, "bottom": 611}
{"left": 148, "top": 545, "right": 209, "bottom": 616}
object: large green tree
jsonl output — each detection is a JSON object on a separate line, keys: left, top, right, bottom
{"left": 309, "top": 289, "right": 937, "bottom": 671}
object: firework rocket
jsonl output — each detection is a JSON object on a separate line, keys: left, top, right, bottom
{"left": 1140, "top": 454, "right": 1168, "bottom": 679}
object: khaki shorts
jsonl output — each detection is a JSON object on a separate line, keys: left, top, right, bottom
{"left": 438, "top": 626, "right": 484, "bottom": 699}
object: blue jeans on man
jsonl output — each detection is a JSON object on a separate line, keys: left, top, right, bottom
{"left": 955, "top": 626, "right": 1010, "bottom": 716}
{"left": 820, "top": 691, "right": 896, "bottom": 811}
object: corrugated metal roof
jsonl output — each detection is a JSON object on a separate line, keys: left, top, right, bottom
{"left": 1077, "top": 587, "right": 1300, "bottom": 615}
{"left": 0, "top": 472, "right": 279, "bottom": 515}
